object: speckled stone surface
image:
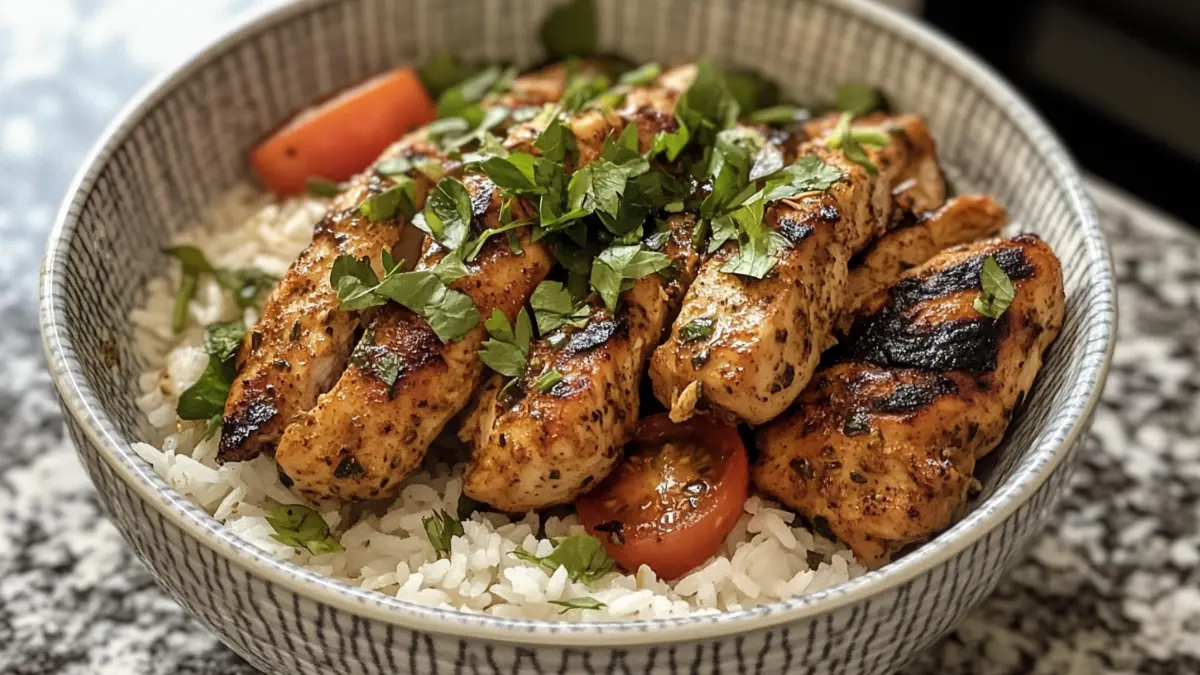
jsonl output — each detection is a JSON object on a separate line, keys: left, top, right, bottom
{"left": 2, "top": 2, "right": 1198, "bottom": 673}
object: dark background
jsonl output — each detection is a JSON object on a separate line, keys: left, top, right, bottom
{"left": 922, "top": 0, "right": 1200, "bottom": 226}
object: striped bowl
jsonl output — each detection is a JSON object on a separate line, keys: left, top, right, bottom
{"left": 39, "top": 0, "right": 1114, "bottom": 672}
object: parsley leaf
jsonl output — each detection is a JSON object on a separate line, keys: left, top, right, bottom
{"left": 835, "top": 82, "right": 885, "bottom": 116}
{"left": 535, "top": 118, "right": 578, "bottom": 164}
{"left": 549, "top": 597, "right": 607, "bottom": 614}
{"left": 374, "top": 270, "right": 481, "bottom": 343}
{"left": 717, "top": 190, "right": 786, "bottom": 279}
{"left": 973, "top": 255, "right": 1015, "bottom": 318}
{"left": 215, "top": 268, "right": 279, "bottom": 310}
{"left": 349, "top": 326, "right": 402, "bottom": 389}
{"left": 531, "top": 280, "right": 591, "bottom": 333}
{"left": 416, "top": 177, "right": 473, "bottom": 250}
{"left": 659, "top": 60, "right": 740, "bottom": 160}
{"left": 539, "top": 0, "right": 597, "bottom": 58}
{"left": 560, "top": 72, "right": 611, "bottom": 112}
{"left": 330, "top": 255, "right": 386, "bottom": 311}
{"left": 619, "top": 62, "right": 661, "bottom": 86}
{"left": 679, "top": 316, "right": 716, "bottom": 343}
{"left": 825, "top": 112, "right": 878, "bottom": 175}
{"left": 436, "top": 66, "right": 511, "bottom": 119}
{"left": 567, "top": 159, "right": 629, "bottom": 219}
{"left": 422, "top": 509, "right": 464, "bottom": 558}
{"left": 533, "top": 369, "right": 564, "bottom": 393}
{"left": 478, "top": 152, "right": 541, "bottom": 194}
{"left": 164, "top": 247, "right": 277, "bottom": 332}
{"left": 589, "top": 244, "right": 671, "bottom": 311}
{"left": 747, "top": 105, "right": 805, "bottom": 125}
{"left": 761, "top": 154, "right": 845, "bottom": 202}
{"left": 479, "top": 308, "right": 533, "bottom": 377}
{"left": 177, "top": 321, "right": 245, "bottom": 423}
{"left": 305, "top": 177, "right": 341, "bottom": 197}
{"left": 267, "top": 505, "right": 344, "bottom": 556}
{"left": 359, "top": 179, "right": 418, "bottom": 221}
{"left": 203, "top": 320, "right": 246, "bottom": 361}
{"left": 511, "top": 535, "right": 615, "bottom": 583}
{"left": 329, "top": 254, "right": 481, "bottom": 342}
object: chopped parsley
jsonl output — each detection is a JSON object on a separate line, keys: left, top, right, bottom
{"left": 305, "top": 177, "right": 341, "bottom": 197}
{"left": 266, "top": 504, "right": 343, "bottom": 556}
{"left": 176, "top": 320, "right": 245, "bottom": 431}
{"left": 533, "top": 368, "right": 564, "bottom": 393}
{"left": 679, "top": 316, "right": 716, "bottom": 343}
{"left": 349, "top": 326, "right": 402, "bottom": 390}
{"left": 531, "top": 280, "right": 590, "bottom": 333}
{"left": 422, "top": 509, "right": 464, "bottom": 558}
{"left": 511, "top": 534, "right": 615, "bottom": 583}
{"left": 589, "top": 243, "right": 672, "bottom": 311}
{"left": 549, "top": 597, "right": 607, "bottom": 614}
{"left": 974, "top": 255, "right": 1015, "bottom": 318}
{"left": 164, "top": 247, "right": 278, "bottom": 333}
{"left": 479, "top": 308, "right": 533, "bottom": 377}
{"left": 329, "top": 251, "right": 480, "bottom": 343}
{"left": 825, "top": 112, "right": 889, "bottom": 175}
{"left": 358, "top": 180, "right": 418, "bottom": 221}
{"left": 414, "top": 176, "right": 473, "bottom": 250}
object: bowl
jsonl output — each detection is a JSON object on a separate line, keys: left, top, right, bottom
{"left": 39, "top": 0, "right": 1115, "bottom": 672}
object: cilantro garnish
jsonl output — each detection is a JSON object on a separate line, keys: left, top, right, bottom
{"left": 974, "top": 256, "right": 1016, "bottom": 318}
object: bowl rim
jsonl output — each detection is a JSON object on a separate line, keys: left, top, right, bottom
{"left": 40, "top": 0, "right": 1115, "bottom": 646}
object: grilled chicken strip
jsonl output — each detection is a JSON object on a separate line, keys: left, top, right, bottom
{"left": 218, "top": 65, "right": 576, "bottom": 464}
{"left": 275, "top": 178, "right": 553, "bottom": 501}
{"left": 460, "top": 69, "right": 701, "bottom": 512}
{"left": 754, "top": 235, "right": 1065, "bottom": 567}
{"left": 650, "top": 114, "right": 943, "bottom": 426}
{"left": 839, "top": 194, "right": 1008, "bottom": 332}
{"left": 463, "top": 213, "right": 702, "bottom": 512}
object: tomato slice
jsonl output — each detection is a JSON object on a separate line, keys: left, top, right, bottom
{"left": 576, "top": 413, "right": 750, "bottom": 580}
{"left": 250, "top": 67, "right": 436, "bottom": 196}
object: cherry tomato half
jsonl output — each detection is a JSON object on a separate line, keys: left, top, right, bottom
{"left": 576, "top": 413, "right": 750, "bottom": 580}
{"left": 250, "top": 67, "right": 436, "bottom": 196}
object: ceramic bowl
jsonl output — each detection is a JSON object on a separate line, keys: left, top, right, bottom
{"left": 40, "top": 0, "right": 1114, "bottom": 672}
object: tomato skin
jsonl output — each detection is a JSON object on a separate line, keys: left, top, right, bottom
{"left": 250, "top": 67, "right": 436, "bottom": 195}
{"left": 576, "top": 414, "right": 750, "bottom": 580}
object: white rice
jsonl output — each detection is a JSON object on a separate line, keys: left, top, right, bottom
{"left": 130, "top": 185, "right": 865, "bottom": 621}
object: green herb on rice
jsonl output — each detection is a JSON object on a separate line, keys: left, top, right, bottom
{"left": 164, "top": 246, "right": 278, "bottom": 333}
{"left": 266, "top": 504, "right": 343, "bottom": 555}
{"left": 422, "top": 509, "right": 465, "bottom": 558}
{"left": 511, "top": 534, "right": 615, "bottom": 583}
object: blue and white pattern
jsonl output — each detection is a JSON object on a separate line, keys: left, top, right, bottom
{"left": 7, "top": 0, "right": 1192, "bottom": 673}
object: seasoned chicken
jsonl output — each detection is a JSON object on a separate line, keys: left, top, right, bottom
{"left": 274, "top": 178, "right": 553, "bottom": 501}
{"left": 218, "top": 148, "right": 441, "bottom": 463}
{"left": 650, "top": 114, "right": 943, "bottom": 426}
{"left": 218, "top": 65, "right": 576, "bottom": 464}
{"left": 839, "top": 194, "right": 1008, "bottom": 332}
{"left": 753, "top": 235, "right": 1065, "bottom": 567}
{"left": 462, "top": 214, "right": 701, "bottom": 511}
{"left": 460, "top": 68, "right": 701, "bottom": 512}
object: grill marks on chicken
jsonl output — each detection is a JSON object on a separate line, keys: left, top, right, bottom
{"left": 753, "top": 235, "right": 1065, "bottom": 567}
{"left": 649, "top": 114, "right": 944, "bottom": 426}
{"left": 460, "top": 69, "right": 700, "bottom": 512}
{"left": 275, "top": 179, "right": 553, "bottom": 501}
{"left": 839, "top": 194, "right": 1008, "bottom": 333}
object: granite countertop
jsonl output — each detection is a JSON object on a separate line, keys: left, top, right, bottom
{"left": 2, "top": 2, "right": 1199, "bottom": 673}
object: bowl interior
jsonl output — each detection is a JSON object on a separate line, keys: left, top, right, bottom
{"left": 43, "top": 0, "right": 1111, "bottom": 636}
